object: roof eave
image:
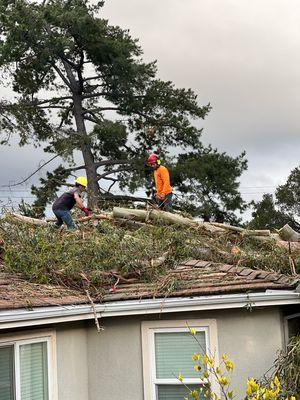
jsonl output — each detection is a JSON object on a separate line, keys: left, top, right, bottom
{"left": 0, "top": 290, "right": 299, "bottom": 330}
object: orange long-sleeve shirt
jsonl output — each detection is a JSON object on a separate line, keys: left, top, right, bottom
{"left": 154, "top": 165, "right": 172, "bottom": 196}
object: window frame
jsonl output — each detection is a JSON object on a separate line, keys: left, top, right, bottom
{"left": 0, "top": 330, "right": 58, "bottom": 400}
{"left": 141, "top": 319, "right": 220, "bottom": 400}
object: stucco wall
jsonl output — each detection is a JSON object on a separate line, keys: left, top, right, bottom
{"left": 85, "top": 306, "right": 283, "bottom": 400}
{"left": 56, "top": 323, "right": 89, "bottom": 400}
{"left": 0, "top": 305, "right": 284, "bottom": 400}
{"left": 87, "top": 317, "right": 144, "bottom": 400}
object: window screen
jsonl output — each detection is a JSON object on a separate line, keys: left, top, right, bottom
{"left": 155, "top": 331, "right": 206, "bottom": 378}
{"left": 157, "top": 384, "right": 204, "bottom": 400}
{"left": 0, "top": 346, "right": 14, "bottom": 400}
{"left": 154, "top": 331, "right": 206, "bottom": 400}
{"left": 19, "top": 342, "right": 49, "bottom": 400}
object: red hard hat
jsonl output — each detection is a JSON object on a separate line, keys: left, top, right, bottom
{"left": 148, "top": 153, "right": 158, "bottom": 164}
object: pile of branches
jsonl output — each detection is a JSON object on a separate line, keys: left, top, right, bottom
{"left": 0, "top": 208, "right": 299, "bottom": 296}
{"left": 262, "top": 335, "right": 300, "bottom": 397}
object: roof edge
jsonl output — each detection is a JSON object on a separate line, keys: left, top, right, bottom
{"left": 0, "top": 291, "right": 299, "bottom": 330}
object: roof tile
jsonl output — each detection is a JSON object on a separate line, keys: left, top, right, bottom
{"left": 0, "top": 260, "right": 298, "bottom": 309}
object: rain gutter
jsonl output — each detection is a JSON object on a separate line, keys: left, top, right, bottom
{"left": 0, "top": 290, "right": 299, "bottom": 330}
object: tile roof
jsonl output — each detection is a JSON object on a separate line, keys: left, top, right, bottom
{"left": 102, "top": 260, "right": 300, "bottom": 302}
{"left": 0, "top": 260, "right": 299, "bottom": 310}
{"left": 0, "top": 273, "right": 87, "bottom": 310}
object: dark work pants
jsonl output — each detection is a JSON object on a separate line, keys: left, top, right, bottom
{"left": 156, "top": 193, "right": 173, "bottom": 212}
{"left": 53, "top": 209, "right": 76, "bottom": 230}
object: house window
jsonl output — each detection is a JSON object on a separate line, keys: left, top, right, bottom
{"left": 142, "top": 320, "right": 219, "bottom": 400}
{"left": 0, "top": 333, "right": 56, "bottom": 400}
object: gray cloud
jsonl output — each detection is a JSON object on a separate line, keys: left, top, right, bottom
{"left": 0, "top": 0, "right": 299, "bottom": 210}
{"left": 101, "top": 0, "right": 300, "bottom": 195}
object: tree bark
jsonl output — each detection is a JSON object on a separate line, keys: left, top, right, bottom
{"left": 62, "top": 60, "right": 101, "bottom": 209}
{"left": 8, "top": 214, "right": 48, "bottom": 226}
{"left": 73, "top": 94, "right": 101, "bottom": 209}
{"left": 210, "top": 222, "right": 270, "bottom": 236}
{"left": 112, "top": 207, "right": 198, "bottom": 227}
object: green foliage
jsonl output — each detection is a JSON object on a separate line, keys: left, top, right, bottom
{"left": 0, "top": 218, "right": 298, "bottom": 293}
{"left": 248, "top": 194, "right": 292, "bottom": 231}
{"left": 0, "top": 220, "right": 203, "bottom": 287}
{"left": 265, "top": 335, "right": 300, "bottom": 398}
{"left": 248, "top": 167, "right": 300, "bottom": 231}
{"left": 172, "top": 148, "right": 247, "bottom": 223}
{"left": 0, "top": 0, "right": 246, "bottom": 220}
{"left": 276, "top": 167, "right": 300, "bottom": 221}
{"left": 91, "top": 120, "right": 127, "bottom": 159}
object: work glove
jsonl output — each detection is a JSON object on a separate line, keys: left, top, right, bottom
{"left": 81, "top": 207, "right": 90, "bottom": 216}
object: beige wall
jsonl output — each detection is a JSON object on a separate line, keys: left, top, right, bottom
{"left": 85, "top": 307, "right": 283, "bottom": 400}
{"left": 87, "top": 317, "right": 144, "bottom": 400}
{"left": 56, "top": 323, "right": 89, "bottom": 400}
{"left": 0, "top": 306, "right": 284, "bottom": 399}
{"left": 8, "top": 306, "right": 281, "bottom": 399}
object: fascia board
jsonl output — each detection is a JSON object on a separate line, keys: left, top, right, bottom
{"left": 0, "top": 291, "right": 299, "bottom": 330}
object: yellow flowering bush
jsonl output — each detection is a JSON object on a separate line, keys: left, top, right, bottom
{"left": 177, "top": 327, "right": 297, "bottom": 400}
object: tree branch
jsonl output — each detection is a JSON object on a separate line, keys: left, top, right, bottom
{"left": 94, "top": 159, "right": 132, "bottom": 168}
{"left": 52, "top": 64, "right": 72, "bottom": 90}
{"left": 33, "top": 96, "right": 74, "bottom": 106}
{"left": 83, "top": 109, "right": 104, "bottom": 124}
{"left": 101, "top": 176, "right": 119, "bottom": 192}
{"left": 38, "top": 105, "right": 70, "bottom": 109}
{"left": 82, "top": 92, "right": 109, "bottom": 100}
{"left": 83, "top": 75, "right": 103, "bottom": 82}
{"left": 97, "top": 166, "right": 138, "bottom": 181}
{"left": 62, "top": 159, "right": 134, "bottom": 174}
{"left": 83, "top": 116, "right": 99, "bottom": 124}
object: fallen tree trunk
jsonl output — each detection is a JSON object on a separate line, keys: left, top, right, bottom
{"left": 278, "top": 224, "right": 300, "bottom": 242}
{"left": 113, "top": 207, "right": 198, "bottom": 228}
{"left": 77, "top": 213, "right": 112, "bottom": 222}
{"left": 251, "top": 234, "right": 300, "bottom": 251}
{"left": 242, "top": 229, "right": 270, "bottom": 237}
{"left": 8, "top": 213, "right": 48, "bottom": 226}
{"left": 210, "top": 222, "right": 244, "bottom": 233}
{"left": 211, "top": 222, "right": 270, "bottom": 236}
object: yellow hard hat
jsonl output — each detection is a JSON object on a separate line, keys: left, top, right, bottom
{"left": 75, "top": 176, "right": 87, "bottom": 187}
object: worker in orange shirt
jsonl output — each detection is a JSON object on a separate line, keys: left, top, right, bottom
{"left": 147, "top": 153, "right": 173, "bottom": 212}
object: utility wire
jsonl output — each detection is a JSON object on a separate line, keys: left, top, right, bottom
{"left": 1, "top": 154, "right": 59, "bottom": 188}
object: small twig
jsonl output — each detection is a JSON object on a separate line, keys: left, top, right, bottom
{"left": 85, "top": 289, "right": 104, "bottom": 333}
{"left": 288, "top": 242, "right": 297, "bottom": 275}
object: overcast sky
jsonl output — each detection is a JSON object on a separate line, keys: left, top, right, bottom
{"left": 0, "top": 0, "right": 299, "bottom": 213}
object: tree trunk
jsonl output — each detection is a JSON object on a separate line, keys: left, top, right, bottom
{"left": 113, "top": 207, "right": 198, "bottom": 227}
{"left": 73, "top": 94, "right": 101, "bottom": 209}
{"left": 8, "top": 213, "right": 48, "bottom": 226}
{"left": 278, "top": 224, "right": 300, "bottom": 242}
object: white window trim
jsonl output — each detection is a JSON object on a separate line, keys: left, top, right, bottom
{"left": 283, "top": 312, "right": 300, "bottom": 347}
{"left": 0, "top": 329, "right": 58, "bottom": 400}
{"left": 141, "top": 319, "right": 220, "bottom": 400}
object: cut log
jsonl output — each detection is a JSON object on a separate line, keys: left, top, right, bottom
{"left": 252, "top": 234, "right": 300, "bottom": 251}
{"left": 242, "top": 229, "right": 270, "bottom": 237}
{"left": 210, "top": 222, "right": 245, "bottom": 233}
{"left": 210, "top": 222, "right": 270, "bottom": 236}
{"left": 8, "top": 213, "right": 48, "bottom": 226}
{"left": 278, "top": 224, "right": 300, "bottom": 242}
{"left": 113, "top": 207, "right": 198, "bottom": 228}
{"left": 77, "top": 213, "right": 112, "bottom": 222}
{"left": 203, "top": 222, "right": 225, "bottom": 233}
